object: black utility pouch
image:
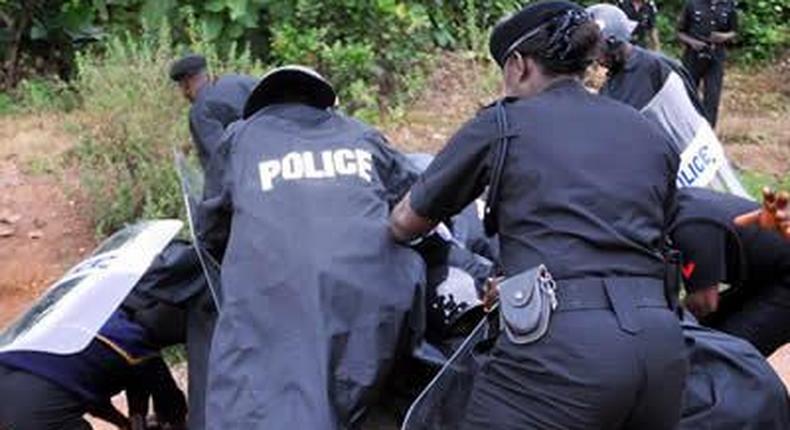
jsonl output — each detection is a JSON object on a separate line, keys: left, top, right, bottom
{"left": 498, "top": 265, "right": 558, "bottom": 345}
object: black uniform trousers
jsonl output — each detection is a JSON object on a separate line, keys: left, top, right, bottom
{"left": 0, "top": 365, "right": 91, "bottom": 430}
{"left": 705, "top": 277, "right": 790, "bottom": 357}
{"left": 462, "top": 278, "right": 687, "bottom": 430}
{"left": 683, "top": 49, "right": 725, "bottom": 127}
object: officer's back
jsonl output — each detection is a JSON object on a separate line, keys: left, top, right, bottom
{"left": 202, "top": 66, "right": 423, "bottom": 430}
{"left": 494, "top": 82, "right": 676, "bottom": 279}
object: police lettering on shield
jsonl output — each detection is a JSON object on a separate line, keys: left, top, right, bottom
{"left": 258, "top": 148, "right": 373, "bottom": 191}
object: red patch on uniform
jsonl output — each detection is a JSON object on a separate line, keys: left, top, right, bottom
{"left": 682, "top": 262, "right": 696, "bottom": 279}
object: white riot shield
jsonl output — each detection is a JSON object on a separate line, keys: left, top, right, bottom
{"left": 641, "top": 72, "right": 751, "bottom": 199}
{"left": 0, "top": 220, "right": 182, "bottom": 355}
{"left": 174, "top": 150, "right": 223, "bottom": 310}
{"left": 402, "top": 315, "right": 490, "bottom": 430}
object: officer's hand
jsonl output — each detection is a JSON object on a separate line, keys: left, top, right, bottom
{"left": 688, "top": 39, "right": 708, "bottom": 51}
{"left": 709, "top": 32, "right": 728, "bottom": 44}
{"left": 684, "top": 285, "right": 720, "bottom": 318}
{"left": 483, "top": 277, "right": 504, "bottom": 313}
{"left": 734, "top": 187, "right": 790, "bottom": 239}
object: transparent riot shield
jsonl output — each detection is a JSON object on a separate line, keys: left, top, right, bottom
{"left": 402, "top": 314, "right": 491, "bottom": 430}
{"left": 641, "top": 71, "right": 751, "bottom": 199}
{"left": 173, "top": 150, "right": 223, "bottom": 310}
{"left": 0, "top": 220, "right": 182, "bottom": 354}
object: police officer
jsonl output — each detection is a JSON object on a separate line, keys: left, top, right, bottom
{"left": 0, "top": 241, "right": 200, "bottom": 430}
{"left": 590, "top": 4, "right": 699, "bottom": 111}
{"left": 199, "top": 66, "right": 425, "bottom": 429}
{"left": 670, "top": 187, "right": 790, "bottom": 357}
{"left": 390, "top": 1, "right": 687, "bottom": 428}
{"left": 615, "top": 0, "right": 660, "bottom": 49}
{"left": 168, "top": 54, "right": 257, "bottom": 171}
{"left": 677, "top": 0, "right": 738, "bottom": 126}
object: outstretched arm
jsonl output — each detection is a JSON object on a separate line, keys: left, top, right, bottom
{"left": 734, "top": 188, "right": 790, "bottom": 239}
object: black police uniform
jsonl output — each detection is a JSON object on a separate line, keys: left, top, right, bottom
{"left": 601, "top": 45, "right": 700, "bottom": 112}
{"left": 409, "top": 78, "right": 686, "bottom": 429}
{"left": 679, "top": 313, "right": 790, "bottom": 429}
{"left": 615, "top": 0, "right": 658, "bottom": 47}
{"left": 678, "top": 0, "right": 738, "bottom": 126}
{"left": 199, "top": 103, "right": 425, "bottom": 429}
{"left": 0, "top": 240, "right": 205, "bottom": 430}
{"left": 670, "top": 187, "right": 790, "bottom": 356}
{"left": 188, "top": 74, "right": 257, "bottom": 170}
{"left": 0, "top": 305, "right": 186, "bottom": 430}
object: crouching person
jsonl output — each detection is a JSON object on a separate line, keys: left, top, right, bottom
{"left": 0, "top": 238, "right": 210, "bottom": 430}
{"left": 0, "top": 254, "right": 197, "bottom": 429}
{"left": 199, "top": 66, "right": 424, "bottom": 429}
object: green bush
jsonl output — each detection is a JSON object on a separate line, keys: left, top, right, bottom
{"left": 268, "top": 0, "right": 434, "bottom": 122}
{"left": 70, "top": 22, "right": 263, "bottom": 236}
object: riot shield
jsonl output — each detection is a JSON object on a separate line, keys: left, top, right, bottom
{"left": 402, "top": 314, "right": 491, "bottom": 430}
{"left": 641, "top": 71, "right": 751, "bottom": 199}
{"left": 0, "top": 220, "right": 182, "bottom": 355}
{"left": 173, "top": 150, "right": 223, "bottom": 310}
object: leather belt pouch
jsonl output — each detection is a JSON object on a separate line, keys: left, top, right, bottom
{"left": 498, "top": 264, "right": 558, "bottom": 345}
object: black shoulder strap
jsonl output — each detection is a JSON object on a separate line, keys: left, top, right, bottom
{"left": 483, "top": 99, "right": 511, "bottom": 237}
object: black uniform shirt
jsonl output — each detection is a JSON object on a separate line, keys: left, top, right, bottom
{"left": 616, "top": 0, "right": 658, "bottom": 46}
{"left": 671, "top": 188, "right": 790, "bottom": 292}
{"left": 678, "top": 0, "right": 738, "bottom": 45}
{"left": 410, "top": 79, "right": 679, "bottom": 280}
{"left": 601, "top": 46, "right": 703, "bottom": 113}
{"left": 189, "top": 74, "right": 257, "bottom": 169}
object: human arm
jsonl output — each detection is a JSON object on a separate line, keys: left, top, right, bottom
{"left": 734, "top": 188, "right": 790, "bottom": 240}
{"left": 672, "top": 222, "right": 728, "bottom": 318}
{"left": 368, "top": 131, "right": 422, "bottom": 209}
{"left": 86, "top": 401, "right": 130, "bottom": 429}
{"left": 196, "top": 126, "right": 237, "bottom": 261}
{"left": 189, "top": 104, "right": 226, "bottom": 167}
{"left": 389, "top": 111, "right": 496, "bottom": 243}
{"left": 676, "top": 3, "right": 709, "bottom": 50}
{"left": 709, "top": 5, "right": 738, "bottom": 44}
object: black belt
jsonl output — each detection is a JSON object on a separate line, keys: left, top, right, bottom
{"left": 554, "top": 277, "right": 670, "bottom": 334}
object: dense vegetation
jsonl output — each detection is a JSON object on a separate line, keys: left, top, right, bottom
{"left": 0, "top": 0, "right": 787, "bottom": 235}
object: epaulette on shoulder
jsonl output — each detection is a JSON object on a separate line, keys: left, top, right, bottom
{"left": 478, "top": 96, "right": 515, "bottom": 114}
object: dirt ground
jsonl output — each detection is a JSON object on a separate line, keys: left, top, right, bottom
{"left": 0, "top": 114, "right": 95, "bottom": 328}
{"left": 0, "top": 54, "right": 787, "bottom": 428}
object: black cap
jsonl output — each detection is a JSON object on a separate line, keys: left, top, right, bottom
{"left": 489, "top": 0, "right": 583, "bottom": 67}
{"left": 243, "top": 65, "right": 337, "bottom": 119}
{"left": 169, "top": 54, "right": 207, "bottom": 82}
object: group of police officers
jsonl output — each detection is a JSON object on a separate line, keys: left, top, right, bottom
{"left": 0, "top": 0, "right": 787, "bottom": 429}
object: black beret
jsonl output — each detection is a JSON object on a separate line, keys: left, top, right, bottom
{"left": 489, "top": 0, "right": 584, "bottom": 67}
{"left": 243, "top": 65, "right": 337, "bottom": 118}
{"left": 169, "top": 54, "right": 207, "bottom": 82}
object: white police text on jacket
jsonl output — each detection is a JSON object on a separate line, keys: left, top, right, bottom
{"left": 258, "top": 149, "right": 373, "bottom": 191}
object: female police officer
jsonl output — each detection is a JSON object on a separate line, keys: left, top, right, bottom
{"left": 390, "top": 1, "right": 687, "bottom": 428}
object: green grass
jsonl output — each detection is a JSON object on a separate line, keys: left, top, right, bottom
{"left": 740, "top": 170, "right": 790, "bottom": 199}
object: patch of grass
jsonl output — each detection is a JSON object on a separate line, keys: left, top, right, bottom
{"left": 16, "top": 78, "right": 79, "bottom": 113}
{"left": 163, "top": 344, "right": 187, "bottom": 365}
{"left": 740, "top": 170, "right": 790, "bottom": 199}
{"left": 0, "top": 92, "right": 17, "bottom": 115}
{"left": 23, "top": 156, "right": 60, "bottom": 176}
{"left": 70, "top": 21, "right": 264, "bottom": 237}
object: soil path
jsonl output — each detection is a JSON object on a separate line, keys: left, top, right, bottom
{"left": 0, "top": 114, "right": 95, "bottom": 328}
